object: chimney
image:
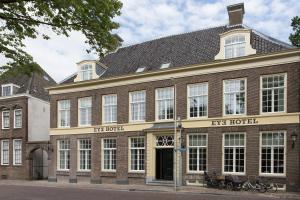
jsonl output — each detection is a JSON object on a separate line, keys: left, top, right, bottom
{"left": 227, "top": 3, "right": 245, "bottom": 26}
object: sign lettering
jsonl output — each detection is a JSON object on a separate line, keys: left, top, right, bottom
{"left": 211, "top": 118, "right": 258, "bottom": 126}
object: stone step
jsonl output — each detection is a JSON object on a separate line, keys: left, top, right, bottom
{"left": 147, "top": 180, "right": 175, "bottom": 187}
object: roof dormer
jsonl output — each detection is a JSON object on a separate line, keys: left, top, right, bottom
{"left": 1, "top": 83, "right": 20, "bottom": 97}
{"left": 74, "top": 60, "right": 107, "bottom": 82}
{"left": 215, "top": 29, "right": 256, "bottom": 60}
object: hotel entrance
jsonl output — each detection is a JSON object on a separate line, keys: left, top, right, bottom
{"left": 155, "top": 135, "right": 174, "bottom": 181}
{"left": 156, "top": 148, "right": 173, "bottom": 180}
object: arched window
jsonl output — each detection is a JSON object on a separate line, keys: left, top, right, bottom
{"left": 225, "top": 35, "right": 246, "bottom": 59}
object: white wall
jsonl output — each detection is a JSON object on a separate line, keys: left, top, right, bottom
{"left": 28, "top": 97, "right": 50, "bottom": 141}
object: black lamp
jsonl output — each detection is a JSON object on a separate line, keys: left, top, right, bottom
{"left": 291, "top": 131, "right": 298, "bottom": 149}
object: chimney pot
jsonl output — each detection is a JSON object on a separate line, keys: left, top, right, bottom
{"left": 227, "top": 3, "right": 245, "bottom": 26}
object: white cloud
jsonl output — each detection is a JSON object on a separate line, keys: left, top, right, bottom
{"left": 1, "top": 0, "right": 298, "bottom": 82}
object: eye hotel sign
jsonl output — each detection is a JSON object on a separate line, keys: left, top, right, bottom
{"left": 211, "top": 117, "right": 258, "bottom": 126}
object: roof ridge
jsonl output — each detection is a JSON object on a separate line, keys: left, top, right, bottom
{"left": 115, "top": 24, "right": 228, "bottom": 50}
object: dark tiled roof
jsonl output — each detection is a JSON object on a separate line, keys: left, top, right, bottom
{"left": 61, "top": 25, "right": 292, "bottom": 84}
{"left": 0, "top": 67, "right": 56, "bottom": 101}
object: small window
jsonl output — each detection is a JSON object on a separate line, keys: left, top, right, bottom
{"left": 129, "top": 91, "right": 146, "bottom": 122}
{"left": 13, "top": 139, "right": 22, "bottom": 165}
{"left": 225, "top": 35, "right": 245, "bottom": 59}
{"left": 2, "top": 111, "right": 10, "bottom": 129}
{"left": 58, "top": 100, "right": 70, "bottom": 128}
{"left": 160, "top": 63, "right": 170, "bottom": 69}
{"left": 224, "top": 79, "right": 246, "bottom": 115}
{"left": 80, "top": 65, "right": 93, "bottom": 81}
{"left": 14, "top": 109, "right": 22, "bottom": 128}
{"left": 103, "top": 94, "right": 117, "bottom": 124}
{"left": 136, "top": 67, "right": 145, "bottom": 73}
{"left": 2, "top": 85, "right": 12, "bottom": 96}
{"left": 1, "top": 140, "right": 9, "bottom": 165}
{"left": 78, "top": 97, "right": 92, "bottom": 126}
{"left": 43, "top": 75, "right": 49, "bottom": 81}
{"left": 156, "top": 87, "right": 174, "bottom": 121}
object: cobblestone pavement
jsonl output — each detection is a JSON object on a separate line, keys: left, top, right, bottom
{"left": 0, "top": 180, "right": 299, "bottom": 200}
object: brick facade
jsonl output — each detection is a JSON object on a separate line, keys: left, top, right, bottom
{"left": 49, "top": 62, "right": 300, "bottom": 191}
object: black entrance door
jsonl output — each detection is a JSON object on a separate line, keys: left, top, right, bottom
{"left": 156, "top": 148, "right": 173, "bottom": 180}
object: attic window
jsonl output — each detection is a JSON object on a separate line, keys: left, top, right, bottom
{"left": 80, "top": 64, "right": 93, "bottom": 81}
{"left": 1, "top": 84, "right": 19, "bottom": 97}
{"left": 136, "top": 67, "right": 145, "bottom": 73}
{"left": 225, "top": 35, "right": 245, "bottom": 59}
{"left": 160, "top": 63, "right": 170, "bottom": 69}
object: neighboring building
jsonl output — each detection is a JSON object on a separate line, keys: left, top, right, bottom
{"left": 47, "top": 3, "right": 300, "bottom": 191}
{"left": 0, "top": 68, "right": 56, "bottom": 180}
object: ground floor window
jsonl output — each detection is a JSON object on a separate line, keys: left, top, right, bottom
{"left": 129, "top": 137, "right": 145, "bottom": 172}
{"left": 260, "top": 131, "right": 285, "bottom": 175}
{"left": 187, "top": 134, "right": 207, "bottom": 172}
{"left": 58, "top": 140, "right": 70, "bottom": 170}
{"left": 1, "top": 140, "right": 9, "bottom": 165}
{"left": 223, "top": 133, "right": 245, "bottom": 174}
{"left": 102, "top": 138, "right": 116, "bottom": 171}
{"left": 78, "top": 139, "right": 91, "bottom": 171}
{"left": 13, "top": 139, "right": 22, "bottom": 165}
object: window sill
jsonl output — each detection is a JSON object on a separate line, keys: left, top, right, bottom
{"left": 128, "top": 170, "right": 145, "bottom": 174}
{"left": 259, "top": 173, "right": 286, "bottom": 178}
{"left": 101, "top": 170, "right": 116, "bottom": 173}
{"left": 13, "top": 127, "right": 22, "bottom": 129}
{"left": 186, "top": 171, "right": 205, "bottom": 175}
{"left": 222, "top": 172, "right": 246, "bottom": 176}
{"left": 187, "top": 117, "right": 208, "bottom": 121}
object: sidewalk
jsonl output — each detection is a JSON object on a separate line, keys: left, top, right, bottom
{"left": 0, "top": 180, "right": 299, "bottom": 199}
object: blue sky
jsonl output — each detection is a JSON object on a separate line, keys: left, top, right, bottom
{"left": 5, "top": 0, "right": 300, "bottom": 82}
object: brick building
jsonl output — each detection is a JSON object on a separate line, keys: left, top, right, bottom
{"left": 47, "top": 3, "right": 300, "bottom": 191}
{"left": 0, "top": 68, "right": 56, "bottom": 180}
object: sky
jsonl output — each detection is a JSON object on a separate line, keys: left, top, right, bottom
{"left": 2, "top": 0, "right": 300, "bottom": 82}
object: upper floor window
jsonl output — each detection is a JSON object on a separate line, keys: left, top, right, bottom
{"left": 261, "top": 74, "right": 286, "bottom": 113}
{"left": 225, "top": 35, "right": 245, "bottom": 59}
{"left": 156, "top": 87, "right": 174, "bottom": 121}
{"left": 188, "top": 83, "right": 208, "bottom": 118}
{"left": 224, "top": 79, "right": 246, "bottom": 115}
{"left": 58, "top": 100, "right": 70, "bottom": 128}
{"left": 78, "top": 97, "right": 92, "bottom": 126}
{"left": 129, "top": 91, "right": 146, "bottom": 122}
{"left": 1, "top": 84, "right": 13, "bottom": 97}
{"left": 103, "top": 94, "right": 117, "bottom": 124}
{"left": 80, "top": 65, "right": 93, "bottom": 81}
{"left": 14, "top": 109, "right": 22, "bottom": 128}
{"left": 2, "top": 111, "right": 10, "bottom": 129}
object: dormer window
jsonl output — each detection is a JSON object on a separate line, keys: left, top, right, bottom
{"left": 215, "top": 29, "right": 256, "bottom": 60}
{"left": 74, "top": 60, "right": 106, "bottom": 82}
{"left": 160, "top": 63, "right": 170, "bottom": 69}
{"left": 225, "top": 35, "right": 245, "bottom": 59}
{"left": 136, "top": 67, "right": 145, "bottom": 73}
{"left": 1, "top": 84, "right": 19, "bottom": 97}
{"left": 80, "top": 64, "right": 93, "bottom": 81}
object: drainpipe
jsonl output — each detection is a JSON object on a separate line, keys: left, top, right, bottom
{"left": 173, "top": 78, "right": 177, "bottom": 192}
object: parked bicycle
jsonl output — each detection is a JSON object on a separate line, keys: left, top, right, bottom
{"left": 259, "top": 179, "right": 278, "bottom": 193}
{"left": 242, "top": 176, "right": 266, "bottom": 193}
{"left": 225, "top": 175, "right": 244, "bottom": 191}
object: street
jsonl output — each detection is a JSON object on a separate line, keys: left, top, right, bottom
{"left": 0, "top": 185, "right": 297, "bottom": 200}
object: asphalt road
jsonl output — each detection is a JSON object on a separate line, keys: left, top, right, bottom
{"left": 0, "top": 185, "right": 294, "bottom": 200}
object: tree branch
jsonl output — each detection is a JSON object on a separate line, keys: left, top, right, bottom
{"left": 0, "top": 0, "right": 32, "bottom": 4}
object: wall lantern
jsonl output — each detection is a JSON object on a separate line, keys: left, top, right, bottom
{"left": 47, "top": 141, "right": 53, "bottom": 152}
{"left": 291, "top": 131, "right": 298, "bottom": 149}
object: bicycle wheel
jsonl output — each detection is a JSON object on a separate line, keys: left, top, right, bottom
{"left": 268, "top": 183, "right": 278, "bottom": 193}
{"left": 242, "top": 182, "right": 250, "bottom": 191}
{"left": 226, "top": 182, "right": 233, "bottom": 191}
{"left": 257, "top": 184, "right": 267, "bottom": 193}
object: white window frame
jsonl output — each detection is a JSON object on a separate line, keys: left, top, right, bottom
{"left": 77, "top": 139, "right": 92, "bottom": 172}
{"left": 1, "top": 84, "right": 14, "bottom": 97}
{"left": 223, "top": 78, "right": 247, "bottom": 116}
{"left": 155, "top": 87, "right": 174, "bottom": 121}
{"left": 13, "top": 139, "right": 22, "bottom": 165}
{"left": 186, "top": 133, "right": 208, "bottom": 174}
{"left": 80, "top": 64, "right": 93, "bottom": 81}
{"left": 1, "top": 140, "right": 9, "bottom": 165}
{"left": 129, "top": 90, "right": 146, "bottom": 123}
{"left": 13, "top": 109, "right": 22, "bottom": 129}
{"left": 2, "top": 110, "right": 10, "bottom": 129}
{"left": 187, "top": 83, "right": 208, "bottom": 119}
{"left": 260, "top": 74, "right": 287, "bottom": 114}
{"left": 102, "top": 94, "right": 117, "bottom": 124}
{"left": 78, "top": 97, "right": 92, "bottom": 127}
{"left": 259, "top": 131, "right": 286, "bottom": 177}
{"left": 57, "top": 100, "right": 71, "bottom": 128}
{"left": 101, "top": 138, "right": 117, "bottom": 172}
{"left": 57, "top": 140, "right": 70, "bottom": 171}
{"left": 222, "top": 133, "right": 246, "bottom": 175}
{"left": 128, "top": 137, "right": 145, "bottom": 173}
{"left": 224, "top": 35, "right": 246, "bottom": 59}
